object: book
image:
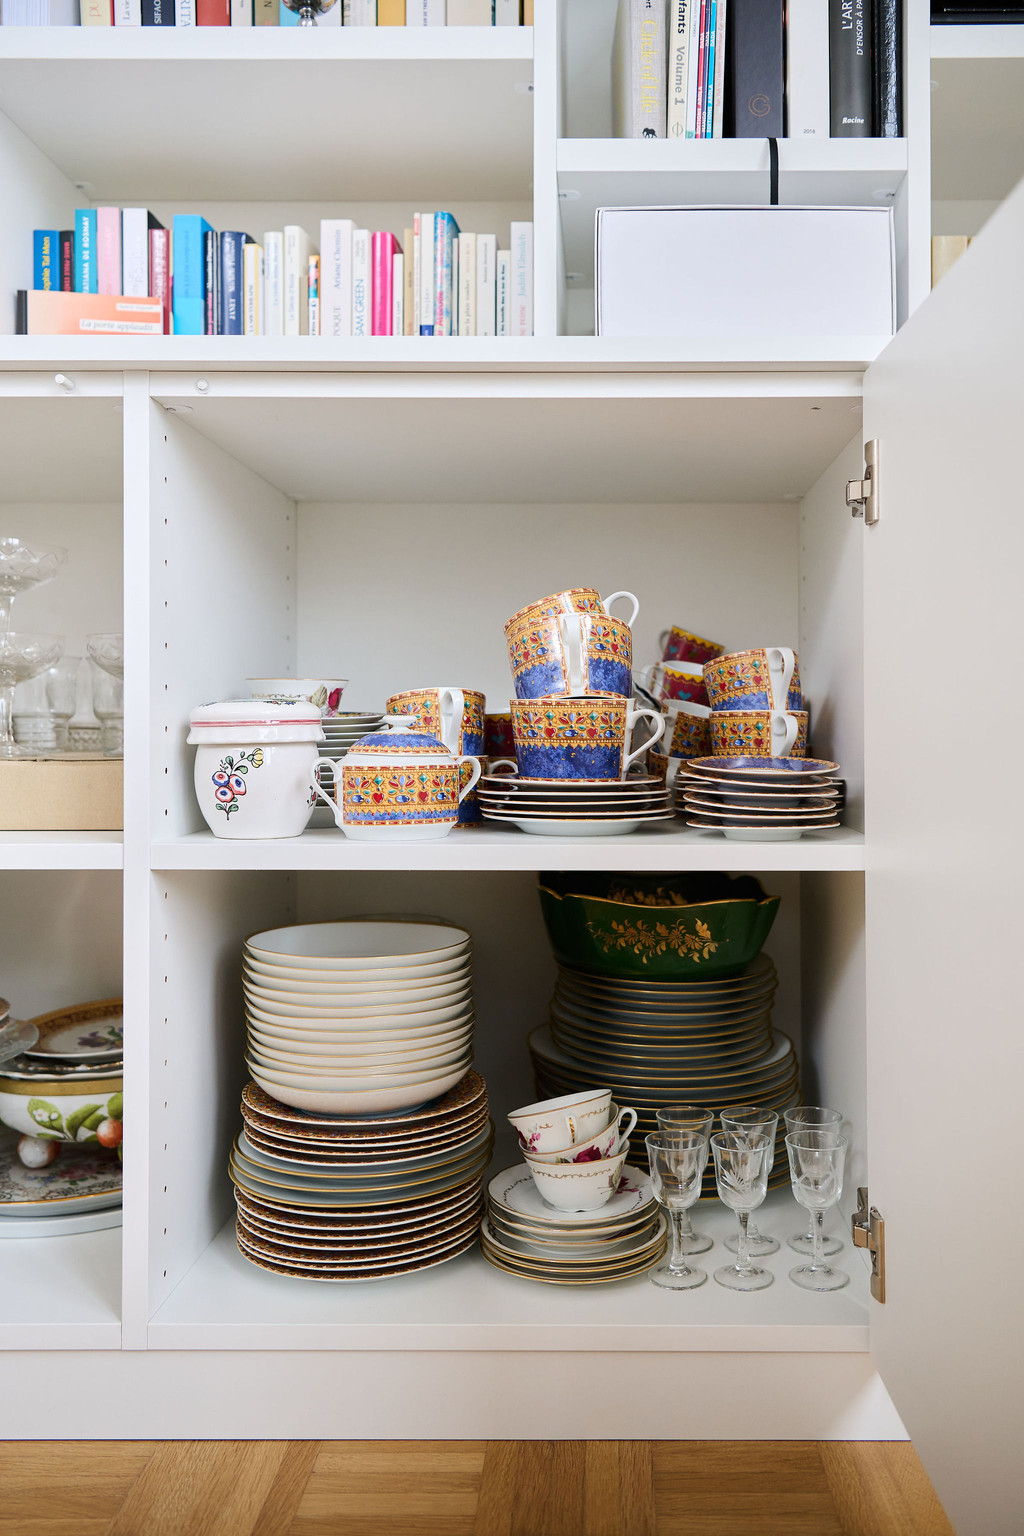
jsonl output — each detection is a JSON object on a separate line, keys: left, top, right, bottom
{"left": 432, "top": 211, "right": 459, "bottom": 336}
{"left": 372, "top": 231, "right": 400, "bottom": 336}
{"left": 667, "top": 0, "right": 692, "bottom": 139}
{"left": 873, "top": 0, "right": 903, "bottom": 138}
{"left": 403, "top": 225, "right": 415, "bottom": 335}
{"left": 81, "top": 0, "right": 114, "bottom": 21}
{"left": 698, "top": 0, "right": 714, "bottom": 137}
{"left": 611, "top": 0, "right": 667, "bottom": 138}
{"left": 171, "top": 214, "right": 211, "bottom": 336}
{"left": 33, "top": 231, "right": 58, "bottom": 292}
{"left": 175, "top": 0, "right": 194, "bottom": 20}
{"left": 522, "top": 0, "right": 531, "bottom": 18}
{"left": 418, "top": 212, "right": 434, "bottom": 335}
{"left": 494, "top": 0, "right": 519, "bottom": 19}
{"left": 95, "top": 208, "right": 121, "bottom": 296}
{"left": 347, "top": 0, "right": 376, "bottom": 18}
{"left": 457, "top": 230, "right": 476, "bottom": 336}
{"left": 319, "top": 219, "right": 353, "bottom": 339}
{"left": 122, "top": 209, "right": 162, "bottom": 296}
{"left": 377, "top": 0, "right": 403, "bottom": 17}
{"left": 219, "top": 231, "right": 253, "bottom": 336}
{"left": 196, "top": 0, "right": 228, "bottom": 20}
{"left": 264, "top": 231, "right": 283, "bottom": 336}
{"left": 931, "top": 234, "right": 968, "bottom": 287}
{"left": 352, "top": 228, "right": 370, "bottom": 337}
{"left": 253, "top": 0, "right": 274, "bottom": 19}
{"left": 787, "top": 0, "right": 830, "bottom": 138}
{"left": 307, "top": 255, "right": 320, "bottom": 336}
{"left": 231, "top": 0, "right": 251, "bottom": 19}
{"left": 447, "top": 0, "right": 489, "bottom": 18}
{"left": 510, "top": 220, "right": 532, "bottom": 337}
{"left": 496, "top": 248, "right": 511, "bottom": 336}
{"left": 142, "top": 0, "right": 174, "bottom": 19}
{"left": 75, "top": 210, "right": 97, "bottom": 293}
{"left": 392, "top": 253, "right": 404, "bottom": 335}
{"left": 244, "top": 241, "right": 264, "bottom": 334}
{"left": 476, "top": 233, "right": 496, "bottom": 336}
{"left": 59, "top": 231, "right": 74, "bottom": 292}
{"left": 725, "top": 0, "right": 784, "bottom": 137}
{"left": 17, "top": 290, "right": 163, "bottom": 335}
{"left": 284, "top": 225, "right": 313, "bottom": 336}
{"left": 406, "top": 0, "right": 443, "bottom": 16}
{"left": 829, "top": 0, "right": 872, "bottom": 137}
{"left": 203, "top": 228, "right": 218, "bottom": 334}
{"left": 150, "top": 226, "right": 170, "bottom": 331}
{"left": 684, "top": 0, "right": 701, "bottom": 135}
{"left": 114, "top": 0, "right": 141, "bottom": 21}
{"left": 711, "top": 0, "right": 727, "bottom": 136}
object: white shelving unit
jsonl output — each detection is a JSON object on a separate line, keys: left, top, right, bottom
{"left": 2, "top": 10, "right": 1024, "bottom": 1535}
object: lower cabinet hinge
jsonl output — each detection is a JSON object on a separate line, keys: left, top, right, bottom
{"left": 846, "top": 438, "right": 880, "bottom": 526}
{"left": 852, "top": 1186, "right": 886, "bottom": 1302}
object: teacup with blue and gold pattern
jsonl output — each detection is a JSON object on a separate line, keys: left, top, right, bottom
{"left": 507, "top": 611, "right": 632, "bottom": 700}
{"left": 703, "top": 648, "right": 801, "bottom": 713}
{"left": 510, "top": 695, "right": 664, "bottom": 780}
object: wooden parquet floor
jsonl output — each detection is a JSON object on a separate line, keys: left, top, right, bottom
{"left": 0, "top": 1440, "right": 956, "bottom": 1536}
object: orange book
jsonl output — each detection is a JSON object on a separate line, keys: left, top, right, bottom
{"left": 377, "top": 0, "right": 405, "bottom": 19}
{"left": 17, "top": 290, "right": 164, "bottom": 336}
{"left": 523, "top": 0, "right": 532, "bottom": 20}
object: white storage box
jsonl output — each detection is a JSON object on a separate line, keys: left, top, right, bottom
{"left": 595, "top": 205, "right": 896, "bottom": 342}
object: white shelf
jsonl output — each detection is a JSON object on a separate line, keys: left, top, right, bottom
{"left": 149, "top": 1188, "right": 868, "bottom": 1352}
{"left": 0, "top": 1225, "right": 120, "bottom": 1349}
{"left": 556, "top": 138, "right": 909, "bottom": 290}
{"left": 150, "top": 825, "right": 866, "bottom": 873}
{"left": 930, "top": 23, "right": 1024, "bottom": 58}
{"left": 0, "top": 25, "right": 534, "bottom": 61}
{"left": 0, "top": 832, "right": 123, "bottom": 870}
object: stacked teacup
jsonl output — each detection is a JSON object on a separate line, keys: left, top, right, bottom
{"left": 702, "top": 647, "right": 808, "bottom": 759}
{"left": 641, "top": 624, "right": 725, "bottom": 784}
{"left": 385, "top": 687, "right": 486, "bottom": 823}
{"left": 508, "top": 1090, "right": 638, "bottom": 1213}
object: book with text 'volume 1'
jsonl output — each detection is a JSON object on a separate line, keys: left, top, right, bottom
{"left": 830, "top": 0, "right": 872, "bottom": 136}
{"left": 612, "top": 0, "right": 667, "bottom": 138}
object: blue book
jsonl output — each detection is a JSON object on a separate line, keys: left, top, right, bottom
{"left": 172, "top": 214, "right": 213, "bottom": 337}
{"left": 74, "top": 209, "right": 97, "bottom": 294}
{"left": 432, "top": 211, "right": 460, "bottom": 337}
{"left": 33, "top": 230, "right": 58, "bottom": 292}
{"left": 218, "top": 231, "right": 253, "bottom": 336}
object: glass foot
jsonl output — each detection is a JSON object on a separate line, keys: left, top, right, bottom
{"left": 790, "top": 1262, "right": 850, "bottom": 1291}
{"left": 714, "top": 1262, "right": 774, "bottom": 1291}
{"left": 650, "top": 1261, "right": 707, "bottom": 1290}
{"left": 725, "top": 1231, "right": 779, "bottom": 1256}
{"left": 789, "top": 1231, "right": 844, "bottom": 1256}
{"left": 675, "top": 1229, "right": 713, "bottom": 1255}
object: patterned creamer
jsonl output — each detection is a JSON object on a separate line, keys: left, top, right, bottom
{"left": 313, "top": 715, "right": 482, "bottom": 842}
{"left": 187, "top": 700, "right": 324, "bottom": 840}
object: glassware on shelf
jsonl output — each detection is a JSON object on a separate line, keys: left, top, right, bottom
{"left": 784, "top": 1106, "right": 845, "bottom": 1255}
{"left": 0, "top": 634, "right": 65, "bottom": 758}
{"left": 785, "top": 1131, "right": 850, "bottom": 1292}
{"left": 711, "top": 1130, "right": 774, "bottom": 1291}
{"left": 0, "top": 538, "right": 67, "bottom": 635}
{"left": 645, "top": 1132, "right": 709, "bottom": 1290}
{"left": 90, "top": 663, "right": 123, "bottom": 757}
{"left": 13, "top": 656, "right": 81, "bottom": 753}
{"left": 720, "top": 1105, "right": 780, "bottom": 1256}
{"left": 654, "top": 1104, "right": 714, "bottom": 1254}
{"left": 86, "top": 632, "right": 124, "bottom": 682}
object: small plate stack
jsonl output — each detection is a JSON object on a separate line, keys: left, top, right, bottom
{"left": 319, "top": 711, "right": 384, "bottom": 756}
{"left": 476, "top": 774, "right": 673, "bottom": 838}
{"left": 231, "top": 1073, "right": 492, "bottom": 1282}
{"left": 679, "top": 757, "right": 843, "bottom": 841}
{"left": 481, "top": 1164, "right": 665, "bottom": 1284}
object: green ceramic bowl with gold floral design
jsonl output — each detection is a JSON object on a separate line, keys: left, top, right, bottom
{"left": 537, "top": 872, "right": 780, "bottom": 981}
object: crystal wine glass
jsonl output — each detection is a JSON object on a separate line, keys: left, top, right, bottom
{"left": 720, "top": 1105, "right": 780, "bottom": 1255}
{"left": 90, "top": 663, "right": 124, "bottom": 757}
{"left": 86, "top": 632, "right": 124, "bottom": 682}
{"left": 711, "top": 1130, "right": 774, "bottom": 1291}
{"left": 0, "top": 539, "right": 67, "bottom": 636}
{"left": 655, "top": 1104, "right": 714, "bottom": 1254}
{"left": 13, "top": 656, "right": 80, "bottom": 752}
{"left": 786, "top": 1131, "right": 850, "bottom": 1291}
{"left": 0, "top": 634, "right": 65, "bottom": 758}
{"left": 645, "top": 1132, "right": 708, "bottom": 1290}
{"left": 784, "top": 1107, "right": 845, "bottom": 1255}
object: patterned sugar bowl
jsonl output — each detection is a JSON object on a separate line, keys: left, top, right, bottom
{"left": 660, "top": 625, "right": 726, "bottom": 665}
{"left": 510, "top": 695, "right": 664, "bottom": 781}
{"left": 385, "top": 687, "right": 486, "bottom": 825}
{"left": 710, "top": 709, "right": 808, "bottom": 759}
{"left": 506, "top": 610, "right": 632, "bottom": 701}
{"left": 504, "top": 588, "right": 640, "bottom": 634}
{"left": 703, "top": 648, "right": 801, "bottom": 713}
{"left": 314, "top": 714, "right": 482, "bottom": 842}
{"left": 247, "top": 678, "right": 348, "bottom": 718}
{"left": 188, "top": 700, "right": 325, "bottom": 840}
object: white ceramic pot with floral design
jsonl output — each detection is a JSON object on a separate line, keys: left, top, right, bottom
{"left": 188, "top": 700, "right": 325, "bottom": 840}
{"left": 313, "top": 714, "right": 482, "bottom": 842}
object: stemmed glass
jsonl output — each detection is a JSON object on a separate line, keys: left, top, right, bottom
{"left": 720, "top": 1106, "right": 780, "bottom": 1255}
{"left": 645, "top": 1132, "right": 709, "bottom": 1289}
{"left": 0, "top": 538, "right": 67, "bottom": 637}
{"left": 0, "top": 634, "right": 65, "bottom": 758}
{"left": 711, "top": 1131, "right": 774, "bottom": 1291}
{"left": 86, "top": 633, "right": 124, "bottom": 683}
{"left": 784, "top": 1107, "right": 845, "bottom": 1255}
{"left": 655, "top": 1105, "right": 714, "bottom": 1254}
{"left": 786, "top": 1131, "right": 850, "bottom": 1291}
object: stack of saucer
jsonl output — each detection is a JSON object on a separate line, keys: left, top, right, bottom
{"left": 679, "top": 757, "right": 842, "bottom": 841}
{"left": 476, "top": 773, "right": 672, "bottom": 838}
{"left": 319, "top": 711, "right": 383, "bottom": 756}
{"left": 480, "top": 1163, "right": 665, "bottom": 1284}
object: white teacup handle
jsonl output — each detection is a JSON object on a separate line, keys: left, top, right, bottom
{"left": 439, "top": 687, "right": 465, "bottom": 753}
{"left": 766, "top": 647, "right": 796, "bottom": 709}
{"left": 616, "top": 1107, "right": 638, "bottom": 1144}
{"left": 622, "top": 707, "right": 665, "bottom": 776}
{"left": 489, "top": 758, "right": 518, "bottom": 777}
{"left": 456, "top": 755, "right": 483, "bottom": 804}
{"left": 657, "top": 628, "right": 670, "bottom": 652}
{"left": 638, "top": 662, "right": 661, "bottom": 697}
{"left": 603, "top": 590, "right": 640, "bottom": 629}
{"left": 558, "top": 612, "right": 588, "bottom": 695}
{"left": 771, "top": 711, "right": 799, "bottom": 758}
{"left": 310, "top": 757, "right": 346, "bottom": 826}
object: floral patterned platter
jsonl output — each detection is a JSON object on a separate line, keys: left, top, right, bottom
{"left": 0, "top": 1127, "right": 121, "bottom": 1216}
{"left": 24, "top": 998, "right": 124, "bottom": 1065}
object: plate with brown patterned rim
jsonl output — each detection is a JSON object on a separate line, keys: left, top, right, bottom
{"left": 233, "top": 1177, "right": 484, "bottom": 1234}
{"left": 241, "top": 1072, "right": 486, "bottom": 1131}
{"left": 228, "top": 1145, "right": 493, "bottom": 1209}
{"left": 242, "top": 1113, "right": 492, "bottom": 1166}
{"left": 237, "top": 1208, "right": 482, "bottom": 1266}
{"left": 240, "top": 1101, "right": 490, "bottom": 1149}
{"left": 237, "top": 1196, "right": 483, "bottom": 1251}
{"left": 235, "top": 1226, "right": 478, "bottom": 1282}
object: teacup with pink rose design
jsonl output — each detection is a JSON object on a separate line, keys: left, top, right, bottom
{"left": 525, "top": 1106, "right": 638, "bottom": 1165}
{"left": 508, "top": 1088, "right": 613, "bottom": 1154}
{"left": 524, "top": 1148, "right": 629, "bottom": 1212}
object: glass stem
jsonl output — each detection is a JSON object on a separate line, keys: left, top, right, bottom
{"left": 0, "top": 597, "right": 10, "bottom": 641}
{"left": 678, "top": 1206, "right": 695, "bottom": 1239}
{"left": 735, "top": 1210, "right": 751, "bottom": 1271}
{"left": 0, "top": 682, "right": 15, "bottom": 749}
{"left": 811, "top": 1208, "right": 826, "bottom": 1271}
{"left": 668, "top": 1208, "right": 688, "bottom": 1272}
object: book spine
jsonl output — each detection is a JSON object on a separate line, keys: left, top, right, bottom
{"left": 171, "top": 215, "right": 210, "bottom": 335}
{"left": 114, "top": 0, "right": 141, "bottom": 21}
{"left": 873, "top": 0, "right": 902, "bottom": 138}
{"left": 726, "top": 0, "right": 784, "bottom": 137}
{"left": 195, "top": 0, "right": 228, "bottom": 20}
{"left": 494, "top": 0, "right": 518, "bottom": 20}
{"left": 392, "top": 253, "right": 404, "bottom": 336}
{"left": 829, "top": 0, "right": 872, "bottom": 137}
{"left": 457, "top": 230, "right": 476, "bottom": 337}
{"left": 377, "top": 0, "right": 404, "bottom": 18}
{"left": 348, "top": 0, "right": 376, "bottom": 18}
{"left": 253, "top": 0, "right": 274, "bottom": 19}
{"left": 703, "top": 0, "right": 717, "bottom": 137}
{"left": 81, "top": 0, "right": 114, "bottom": 21}
{"left": 523, "top": 0, "right": 531, "bottom": 21}
{"left": 695, "top": 0, "right": 709, "bottom": 138}
{"left": 319, "top": 219, "right": 353, "bottom": 339}
{"left": 95, "top": 208, "right": 121, "bottom": 296}
{"left": 203, "top": 229, "right": 218, "bottom": 335}
{"left": 352, "top": 229, "right": 370, "bottom": 338}
{"left": 666, "top": 0, "right": 690, "bottom": 140}
{"left": 219, "top": 232, "right": 247, "bottom": 336}
{"left": 175, "top": 0, "right": 194, "bottom": 21}
{"left": 402, "top": 226, "right": 415, "bottom": 335}
{"left": 231, "top": 0, "right": 251, "bottom": 20}
{"left": 612, "top": 0, "right": 666, "bottom": 138}
{"left": 307, "top": 255, "right": 319, "bottom": 336}
{"left": 16, "top": 292, "right": 27, "bottom": 337}
{"left": 371, "top": 232, "right": 396, "bottom": 336}
{"left": 419, "top": 212, "right": 434, "bottom": 335}
{"left": 510, "top": 221, "right": 532, "bottom": 338}
{"left": 711, "top": 0, "right": 727, "bottom": 137}
{"left": 476, "top": 233, "right": 496, "bottom": 336}
{"left": 150, "top": 227, "right": 170, "bottom": 332}
{"left": 74, "top": 210, "right": 97, "bottom": 294}
{"left": 23, "top": 291, "right": 163, "bottom": 336}
{"left": 496, "top": 249, "right": 511, "bottom": 336}
{"left": 243, "top": 243, "right": 263, "bottom": 335}
{"left": 684, "top": 0, "right": 701, "bottom": 135}
{"left": 406, "top": 0, "right": 444, "bottom": 16}
{"left": 411, "top": 215, "right": 422, "bottom": 334}
{"left": 33, "top": 231, "right": 58, "bottom": 292}
{"left": 59, "top": 231, "right": 75, "bottom": 292}
{"left": 787, "top": 0, "right": 830, "bottom": 139}
{"left": 120, "top": 208, "right": 151, "bottom": 296}
{"left": 447, "top": 0, "right": 489, "bottom": 19}
{"left": 433, "top": 212, "right": 459, "bottom": 336}
{"left": 263, "top": 232, "right": 283, "bottom": 337}
{"left": 142, "top": 0, "right": 174, "bottom": 20}
{"left": 284, "top": 226, "right": 312, "bottom": 337}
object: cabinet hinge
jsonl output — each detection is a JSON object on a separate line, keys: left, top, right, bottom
{"left": 852, "top": 1186, "right": 886, "bottom": 1303}
{"left": 846, "top": 438, "right": 880, "bottom": 526}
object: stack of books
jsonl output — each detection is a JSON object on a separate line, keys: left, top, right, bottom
{"left": 18, "top": 210, "right": 533, "bottom": 338}
{"left": 1, "top": 0, "right": 532, "bottom": 24}
{"left": 613, "top": 0, "right": 904, "bottom": 141}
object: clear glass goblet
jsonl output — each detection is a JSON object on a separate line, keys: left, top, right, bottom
{"left": 655, "top": 1104, "right": 714, "bottom": 1254}
{"left": 784, "top": 1106, "right": 845, "bottom": 1255}
{"left": 786, "top": 1131, "right": 850, "bottom": 1291}
{"left": 0, "top": 634, "right": 65, "bottom": 758}
{"left": 86, "top": 632, "right": 124, "bottom": 682}
{"left": 720, "top": 1105, "right": 780, "bottom": 1255}
{"left": 13, "top": 656, "right": 81, "bottom": 752}
{"left": 0, "top": 539, "right": 67, "bottom": 635}
{"left": 90, "top": 663, "right": 124, "bottom": 757}
{"left": 711, "top": 1130, "right": 774, "bottom": 1291}
{"left": 645, "top": 1132, "right": 708, "bottom": 1290}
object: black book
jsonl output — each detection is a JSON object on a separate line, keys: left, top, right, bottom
{"left": 59, "top": 229, "right": 74, "bottom": 292}
{"left": 830, "top": 0, "right": 873, "bottom": 137}
{"left": 142, "top": 0, "right": 175, "bottom": 17}
{"left": 15, "top": 291, "right": 27, "bottom": 336}
{"left": 873, "top": 0, "right": 903, "bottom": 137}
{"left": 725, "top": 0, "right": 784, "bottom": 138}
{"left": 203, "top": 228, "right": 219, "bottom": 337}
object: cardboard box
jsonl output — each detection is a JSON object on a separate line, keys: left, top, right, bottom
{"left": 595, "top": 205, "right": 896, "bottom": 342}
{"left": 0, "top": 755, "right": 123, "bottom": 831}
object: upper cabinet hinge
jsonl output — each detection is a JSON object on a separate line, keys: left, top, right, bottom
{"left": 852, "top": 1186, "right": 886, "bottom": 1302}
{"left": 846, "top": 439, "right": 880, "bottom": 526}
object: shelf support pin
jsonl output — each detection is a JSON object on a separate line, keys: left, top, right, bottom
{"left": 195, "top": 379, "right": 210, "bottom": 394}
{"left": 54, "top": 374, "right": 75, "bottom": 394}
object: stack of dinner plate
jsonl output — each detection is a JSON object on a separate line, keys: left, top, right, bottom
{"left": 480, "top": 1162, "right": 665, "bottom": 1284}
{"left": 243, "top": 919, "right": 475, "bottom": 1115}
{"left": 476, "top": 773, "right": 673, "bottom": 838}
{"left": 678, "top": 757, "right": 842, "bottom": 840}
{"left": 231, "top": 1072, "right": 491, "bottom": 1281}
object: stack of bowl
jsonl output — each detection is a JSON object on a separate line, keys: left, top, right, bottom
{"left": 243, "top": 920, "right": 475, "bottom": 1116}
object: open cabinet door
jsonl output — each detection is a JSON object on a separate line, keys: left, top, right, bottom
{"left": 863, "top": 178, "right": 1024, "bottom": 1536}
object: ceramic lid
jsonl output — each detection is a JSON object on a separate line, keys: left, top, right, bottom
{"left": 187, "top": 700, "right": 325, "bottom": 744}
{"left": 348, "top": 715, "right": 452, "bottom": 757}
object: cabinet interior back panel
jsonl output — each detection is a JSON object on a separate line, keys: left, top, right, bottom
{"left": 2, "top": 502, "right": 123, "bottom": 661}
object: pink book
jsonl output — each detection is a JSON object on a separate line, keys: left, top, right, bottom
{"left": 371, "top": 231, "right": 401, "bottom": 336}
{"left": 149, "top": 227, "right": 171, "bottom": 334}
{"left": 96, "top": 207, "right": 122, "bottom": 296}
